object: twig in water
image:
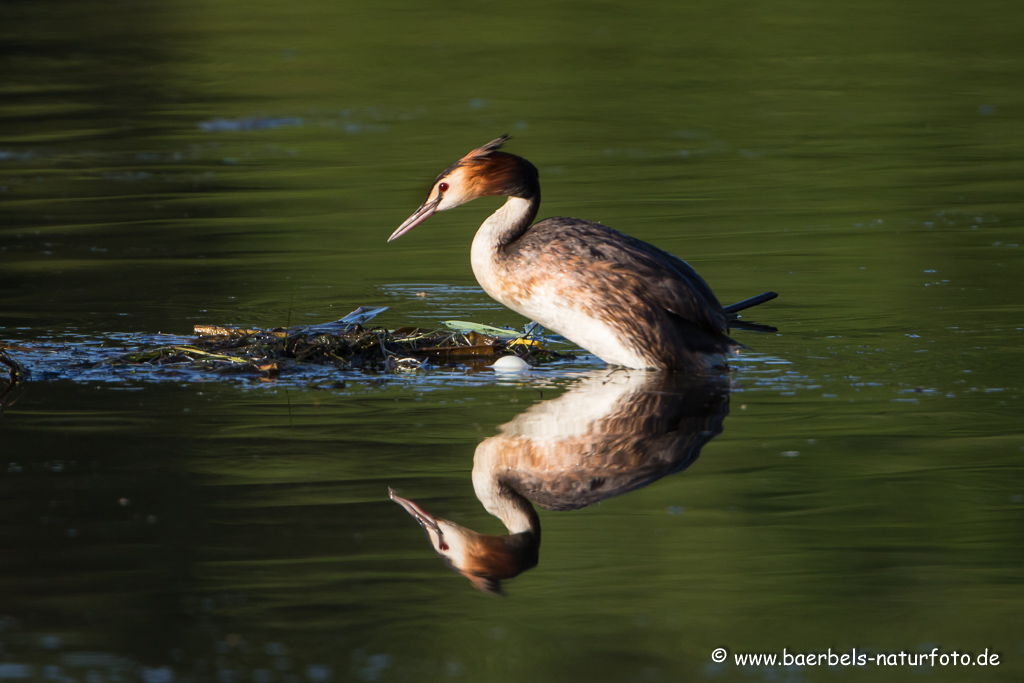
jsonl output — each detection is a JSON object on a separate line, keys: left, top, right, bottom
{"left": 0, "top": 349, "right": 28, "bottom": 414}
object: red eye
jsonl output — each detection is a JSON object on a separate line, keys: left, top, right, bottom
{"left": 439, "top": 182, "right": 449, "bottom": 192}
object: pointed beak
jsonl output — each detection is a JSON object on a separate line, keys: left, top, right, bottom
{"left": 389, "top": 487, "right": 442, "bottom": 535}
{"left": 388, "top": 196, "right": 441, "bottom": 242}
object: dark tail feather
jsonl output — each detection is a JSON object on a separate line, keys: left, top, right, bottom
{"left": 725, "top": 291, "right": 778, "bottom": 333}
{"left": 724, "top": 291, "right": 777, "bottom": 317}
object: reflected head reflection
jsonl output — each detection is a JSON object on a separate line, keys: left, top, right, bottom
{"left": 391, "top": 370, "right": 730, "bottom": 594}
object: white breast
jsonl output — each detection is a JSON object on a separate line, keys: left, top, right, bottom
{"left": 469, "top": 200, "right": 651, "bottom": 368}
{"left": 509, "top": 288, "right": 652, "bottom": 368}
{"left": 468, "top": 196, "right": 694, "bottom": 370}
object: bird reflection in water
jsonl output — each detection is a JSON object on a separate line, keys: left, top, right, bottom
{"left": 390, "top": 370, "right": 730, "bottom": 593}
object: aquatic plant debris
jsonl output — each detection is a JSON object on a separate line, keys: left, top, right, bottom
{"left": 0, "top": 309, "right": 571, "bottom": 388}
{"left": 0, "top": 349, "right": 28, "bottom": 413}
{"left": 104, "top": 307, "right": 570, "bottom": 377}
{"left": 442, "top": 320, "right": 523, "bottom": 339}
{"left": 180, "top": 327, "right": 560, "bottom": 373}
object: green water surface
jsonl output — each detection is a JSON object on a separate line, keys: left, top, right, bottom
{"left": 1, "top": 0, "right": 1023, "bottom": 681}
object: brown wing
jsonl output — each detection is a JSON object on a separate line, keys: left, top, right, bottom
{"left": 508, "top": 217, "right": 728, "bottom": 335}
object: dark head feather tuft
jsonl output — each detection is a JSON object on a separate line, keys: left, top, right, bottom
{"left": 466, "top": 135, "right": 510, "bottom": 160}
{"left": 468, "top": 574, "right": 504, "bottom": 595}
{"left": 435, "top": 135, "right": 511, "bottom": 183}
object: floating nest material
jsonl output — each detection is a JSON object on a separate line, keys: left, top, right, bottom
{"left": 0, "top": 348, "right": 27, "bottom": 412}
{"left": 104, "top": 307, "right": 570, "bottom": 378}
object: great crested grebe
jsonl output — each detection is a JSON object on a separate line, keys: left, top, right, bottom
{"left": 390, "top": 371, "right": 730, "bottom": 593}
{"left": 389, "top": 136, "right": 776, "bottom": 371}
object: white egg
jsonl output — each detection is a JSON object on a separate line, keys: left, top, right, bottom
{"left": 491, "top": 355, "right": 530, "bottom": 373}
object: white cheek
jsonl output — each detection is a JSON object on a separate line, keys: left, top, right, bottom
{"left": 438, "top": 189, "right": 472, "bottom": 211}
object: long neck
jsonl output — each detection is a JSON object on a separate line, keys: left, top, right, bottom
{"left": 472, "top": 442, "right": 541, "bottom": 538}
{"left": 473, "top": 194, "right": 540, "bottom": 251}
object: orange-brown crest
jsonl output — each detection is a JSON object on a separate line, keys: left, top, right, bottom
{"left": 454, "top": 532, "right": 537, "bottom": 595}
{"left": 466, "top": 154, "right": 525, "bottom": 197}
{"left": 433, "top": 135, "right": 539, "bottom": 201}
{"left": 461, "top": 533, "right": 527, "bottom": 580}
{"left": 433, "top": 135, "right": 508, "bottom": 187}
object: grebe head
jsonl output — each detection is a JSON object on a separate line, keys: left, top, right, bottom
{"left": 389, "top": 487, "right": 538, "bottom": 594}
{"left": 388, "top": 135, "right": 539, "bottom": 242}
